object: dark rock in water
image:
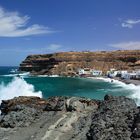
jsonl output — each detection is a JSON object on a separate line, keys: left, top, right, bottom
{"left": 0, "top": 95, "right": 140, "bottom": 140}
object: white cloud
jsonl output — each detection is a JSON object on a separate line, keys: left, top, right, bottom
{"left": 0, "top": 6, "right": 55, "bottom": 37}
{"left": 121, "top": 19, "right": 140, "bottom": 28}
{"left": 47, "top": 44, "right": 62, "bottom": 51}
{"left": 121, "top": 23, "right": 133, "bottom": 28}
{"left": 109, "top": 41, "right": 140, "bottom": 50}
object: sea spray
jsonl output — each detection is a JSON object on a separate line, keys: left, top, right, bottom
{"left": 95, "top": 77, "right": 140, "bottom": 106}
{"left": 128, "top": 85, "right": 140, "bottom": 106}
{"left": 0, "top": 77, "right": 42, "bottom": 103}
{"left": 107, "top": 79, "right": 140, "bottom": 106}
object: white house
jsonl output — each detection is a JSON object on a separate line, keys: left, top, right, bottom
{"left": 78, "top": 68, "right": 92, "bottom": 75}
{"left": 84, "top": 68, "right": 92, "bottom": 75}
{"left": 121, "top": 73, "right": 130, "bottom": 79}
{"left": 108, "top": 70, "right": 119, "bottom": 78}
{"left": 136, "top": 71, "right": 140, "bottom": 79}
{"left": 78, "top": 68, "right": 102, "bottom": 76}
{"left": 107, "top": 68, "right": 118, "bottom": 77}
{"left": 107, "top": 70, "right": 128, "bottom": 78}
{"left": 78, "top": 69, "right": 85, "bottom": 75}
{"left": 129, "top": 72, "right": 136, "bottom": 79}
{"left": 91, "top": 70, "right": 102, "bottom": 76}
{"left": 120, "top": 71, "right": 128, "bottom": 78}
{"left": 120, "top": 70, "right": 128, "bottom": 75}
{"left": 121, "top": 72, "right": 136, "bottom": 79}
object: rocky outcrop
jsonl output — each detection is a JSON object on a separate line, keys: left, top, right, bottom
{"left": 0, "top": 96, "right": 98, "bottom": 140}
{"left": 19, "top": 50, "right": 140, "bottom": 75}
{"left": 0, "top": 95, "right": 140, "bottom": 140}
{"left": 87, "top": 95, "right": 138, "bottom": 140}
{"left": 0, "top": 96, "right": 48, "bottom": 128}
{"left": 0, "top": 96, "right": 98, "bottom": 128}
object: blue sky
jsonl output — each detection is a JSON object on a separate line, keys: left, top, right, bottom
{"left": 0, "top": 0, "right": 140, "bottom": 66}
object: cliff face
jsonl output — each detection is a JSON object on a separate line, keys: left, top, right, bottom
{"left": 19, "top": 50, "right": 140, "bottom": 75}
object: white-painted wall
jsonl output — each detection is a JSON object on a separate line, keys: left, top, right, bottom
{"left": 91, "top": 70, "right": 102, "bottom": 76}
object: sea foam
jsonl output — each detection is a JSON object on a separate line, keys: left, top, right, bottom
{"left": 96, "top": 77, "right": 140, "bottom": 106}
{"left": 3, "top": 72, "right": 30, "bottom": 77}
{"left": 0, "top": 77, "right": 42, "bottom": 103}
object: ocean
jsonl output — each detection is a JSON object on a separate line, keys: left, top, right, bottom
{"left": 0, "top": 66, "right": 140, "bottom": 105}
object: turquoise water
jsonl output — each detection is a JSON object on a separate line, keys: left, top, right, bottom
{"left": 0, "top": 66, "right": 134, "bottom": 101}
{"left": 26, "top": 77, "right": 133, "bottom": 100}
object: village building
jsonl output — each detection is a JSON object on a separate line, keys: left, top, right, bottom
{"left": 107, "top": 69, "right": 119, "bottom": 78}
{"left": 120, "top": 71, "right": 128, "bottom": 78}
{"left": 107, "top": 69, "right": 128, "bottom": 78}
{"left": 83, "top": 68, "right": 91, "bottom": 75}
{"left": 78, "top": 68, "right": 85, "bottom": 75}
{"left": 78, "top": 68, "right": 91, "bottom": 76}
{"left": 121, "top": 71, "right": 137, "bottom": 79}
{"left": 78, "top": 68, "right": 102, "bottom": 77}
{"left": 135, "top": 70, "right": 140, "bottom": 79}
{"left": 91, "top": 70, "right": 102, "bottom": 76}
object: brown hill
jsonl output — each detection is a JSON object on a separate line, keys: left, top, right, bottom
{"left": 19, "top": 50, "right": 140, "bottom": 75}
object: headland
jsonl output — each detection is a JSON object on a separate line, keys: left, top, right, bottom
{"left": 19, "top": 50, "right": 140, "bottom": 76}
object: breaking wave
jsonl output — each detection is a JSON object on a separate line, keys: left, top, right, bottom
{"left": 96, "top": 77, "right": 140, "bottom": 106}
{"left": 3, "top": 72, "right": 30, "bottom": 78}
{"left": 0, "top": 77, "right": 42, "bottom": 103}
{"left": 128, "top": 85, "right": 140, "bottom": 106}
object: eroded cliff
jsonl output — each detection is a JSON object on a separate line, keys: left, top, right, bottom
{"left": 19, "top": 50, "right": 140, "bottom": 75}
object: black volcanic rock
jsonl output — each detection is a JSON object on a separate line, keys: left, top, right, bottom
{"left": 131, "top": 107, "right": 140, "bottom": 139}
{"left": 0, "top": 96, "right": 48, "bottom": 128}
{"left": 0, "top": 95, "right": 140, "bottom": 140}
{"left": 87, "top": 95, "right": 138, "bottom": 140}
{"left": 44, "top": 96, "right": 67, "bottom": 111}
{"left": 0, "top": 96, "right": 98, "bottom": 128}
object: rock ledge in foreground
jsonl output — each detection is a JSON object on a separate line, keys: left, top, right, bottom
{"left": 0, "top": 95, "right": 140, "bottom": 140}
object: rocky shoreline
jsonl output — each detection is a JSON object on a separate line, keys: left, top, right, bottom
{"left": 113, "top": 77, "right": 140, "bottom": 86}
{"left": 0, "top": 95, "right": 140, "bottom": 140}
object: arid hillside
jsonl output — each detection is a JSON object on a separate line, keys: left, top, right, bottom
{"left": 19, "top": 50, "right": 140, "bottom": 75}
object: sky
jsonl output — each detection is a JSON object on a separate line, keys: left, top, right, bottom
{"left": 0, "top": 0, "right": 140, "bottom": 66}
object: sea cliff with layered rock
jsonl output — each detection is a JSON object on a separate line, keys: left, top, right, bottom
{"left": 0, "top": 95, "right": 140, "bottom": 140}
{"left": 19, "top": 50, "right": 140, "bottom": 76}
{"left": 1, "top": 50, "right": 140, "bottom": 140}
